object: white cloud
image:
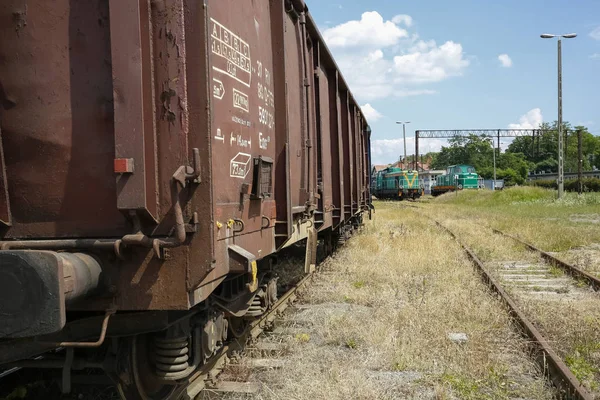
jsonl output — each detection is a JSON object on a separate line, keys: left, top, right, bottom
{"left": 392, "top": 41, "right": 470, "bottom": 83}
{"left": 591, "top": 53, "right": 600, "bottom": 60}
{"left": 322, "top": 12, "right": 469, "bottom": 101}
{"left": 391, "top": 14, "right": 413, "bottom": 27}
{"left": 508, "top": 108, "right": 543, "bottom": 129}
{"left": 590, "top": 26, "right": 600, "bottom": 40}
{"left": 323, "top": 11, "right": 408, "bottom": 49}
{"left": 361, "top": 103, "right": 383, "bottom": 122}
{"left": 498, "top": 54, "right": 512, "bottom": 68}
{"left": 371, "top": 137, "right": 448, "bottom": 165}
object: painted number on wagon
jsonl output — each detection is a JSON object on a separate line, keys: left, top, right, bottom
{"left": 258, "top": 106, "right": 274, "bottom": 129}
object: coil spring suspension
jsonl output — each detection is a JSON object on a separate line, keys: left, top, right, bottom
{"left": 153, "top": 335, "right": 191, "bottom": 380}
{"left": 246, "top": 289, "right": 266, "bottom": 317}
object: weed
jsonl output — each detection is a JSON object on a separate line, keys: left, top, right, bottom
{"left": 575, "top": 279, "right": 589, "bottom": 288}
{"left": 345, "top": 338, "right": 357, "bottom": 349}
{"left": 441, "top": 373, "right": 481, "bottom": 399}
{"left": 547, "top": 265, "right": 564, "bottom": 278}
{"left": 342, "top": 295, "right": 354, "bottom": 303}
{"left": 392, "top": 361, "right": 407, "bottom": 371}
{"left": 352, "top": 280, "right": 365, "bottom": 289}
{"left": 295, "top": 333, "right": 310, "bottom": 343}
{"left": 565, "top": 352, "right": 599, "bottom": 387}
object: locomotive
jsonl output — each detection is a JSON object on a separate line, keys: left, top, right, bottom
{"left": 0, "top": 0, "right": 372, "bottom": 398}
{"left": 373, "top": 167, "right": 423, "bottom": 200}
{"left": 431, "top": 164, "right": 483, "bottom": 196}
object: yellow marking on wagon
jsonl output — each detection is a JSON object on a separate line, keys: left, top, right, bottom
{"left": 402, "top": 172, "right": 418, "bottom": 188}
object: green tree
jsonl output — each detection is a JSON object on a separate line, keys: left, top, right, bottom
{"left": 425, "top": 122, "right": 599, "bottom": 186}
{"left": 507, "top": 122, "right": 600, "bottom": 173}
{"left": 431, "top": 134, "right": 495, "bottom": 170}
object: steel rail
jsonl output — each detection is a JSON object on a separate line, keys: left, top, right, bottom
{"left": 181, "top": 261, "right": 325, "bottom": 399}
{"left": 492, "top": 229, "right": 600, "bottom": 291}
{"left": 431, "top": 219, "right": 593, "bottom": 400}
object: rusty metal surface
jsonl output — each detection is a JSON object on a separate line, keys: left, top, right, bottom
{"left": 329, "top": 71, "right": 344, "bottom": 228}
{"left": 0, "top": 0, "right": 127, "bottom": 238}
{"left": 0, "top": 127, "right": 10, "bottom": 226}
{"left": 340, "top": 91, "right": 352, "bottom": 221}
{"left": 109, "top": 0, "right": 158, "bottom": 221}
{"left": 350, "top": 105, "right": 359, "bottom": 214}
{"left": 314, "top": 58, "right": 333, "bottom": 231}
{"left": 198, "top": 0, "right": 279, "bottom": 301}
{"left": 283, "top": 8, "right": 310, "bottom": 211}
{"left": 0, "top": 0, "right": 372, "bottom": 315}
{"left": 50, "top": 309, "right": 115, "bottom": 348}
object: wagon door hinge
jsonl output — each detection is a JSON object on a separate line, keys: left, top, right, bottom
{"left": 305, "top": 139, "right": 312, "bottom": 149}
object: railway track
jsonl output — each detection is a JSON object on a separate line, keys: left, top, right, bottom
{"left": 427, "top": 216, "right": 597, "bottom": 400}
{"left": 0, "top": 247, "right": 340, "bottom": 400}
{"left": 491, "top": 229, "right": 600, "bottom": 291}
{"left": 177, "top": 268, "right": 318, "bottom": 399}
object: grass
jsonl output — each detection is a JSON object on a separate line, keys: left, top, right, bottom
{"left": 547, "top": 265, "right": 564, "bottom": 278}
{"left": 431, "top": 188, "right": 600, "bottom": 254}
{"left": 224, "top": 204, "right": 554, "bottom": 400}
{"left": 423, "top": 186, "right": 600, "bottom": 395}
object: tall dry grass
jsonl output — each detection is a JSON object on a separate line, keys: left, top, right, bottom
{"left": 218, "top": 204, "right": 554, "bottom": 400}
{"left": 422, "top": 190, "right": 600, "bottom": 394}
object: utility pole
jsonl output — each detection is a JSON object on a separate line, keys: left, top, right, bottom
{"left": 578, "top": 129, "right": 583, "bottom": 194}
{"left": 541, "top": 32, "right": 576, "bottom": 199}
{"left": 492, "top": 139, "right": 497, "bottom": 191}
{"left": 396, "top": 121, "right": 411, "bottom": 169}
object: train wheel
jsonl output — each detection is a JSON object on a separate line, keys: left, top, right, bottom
{"left": 228, "top": 317, "right": 249, "bottom": 339}
{"left": 115, "top": 334, "right": 183, "bottom": 400}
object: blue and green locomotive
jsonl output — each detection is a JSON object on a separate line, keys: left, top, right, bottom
{"left": 431, "top": 164, "right": 483, "bottom": 196}
{"left": 373, "top": 167, "right": 423, "bottom": 200}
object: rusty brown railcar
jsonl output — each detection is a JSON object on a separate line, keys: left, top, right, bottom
{"left": 0, "top": 0, "right": 372, "bottom": 397}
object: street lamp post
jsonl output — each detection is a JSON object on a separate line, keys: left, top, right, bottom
{"left": 396, "top": 121, "right": 411, "bottom": 169}
{"left": 541, "top": 32, "right": 577, "bottom": 199}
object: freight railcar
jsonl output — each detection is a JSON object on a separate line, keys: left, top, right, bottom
{"left": 431, "top": 164, "right": 483, "bottom": 196}
{"left": 373, "top": 167, "right": 423, "bottom": 200}
{"left": 0, "top": 0, "right": 372, "bottom": 398}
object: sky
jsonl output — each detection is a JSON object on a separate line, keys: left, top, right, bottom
{"left": 307, "top": 0, "right": 600, "bottom": 165}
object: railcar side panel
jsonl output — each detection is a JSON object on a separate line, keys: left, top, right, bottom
{"left": 0, "top": 0, "right": 372, "bottom": 342}
{"left": 363, "top": 125, "right": 372, "bottom": 206}
{"left": 0, "top": 0, "right": 127, "bottom": 239}
{"left": 339, "top": 91, "right": 352, "bottom": 222}
{"left": 328, "top": 71, "right": 344, "bottom": 228}
{"left": 283, "top": 10, "right": 310, "bottom": 213}
{"left": 352, "top": 106, "right": 362, "bottom": 214}
{"left": 314, "top": 50, "right": 334, "bottom": 231}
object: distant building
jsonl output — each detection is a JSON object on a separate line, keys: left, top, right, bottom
{"left": 528, "top": 170, "right": 600, "bottom": 181}
{"left": 482, "top": 179, "right": 505, "bottom": 190}
{"left": 419, "top": 170, "right": 445, "bottom": 195}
